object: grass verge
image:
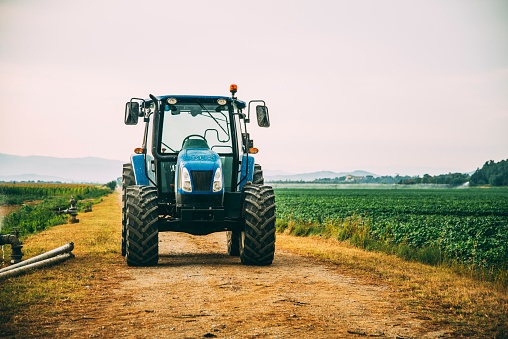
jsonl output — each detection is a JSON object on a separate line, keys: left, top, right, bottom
{"left": 276, "top": 216, "right": 508, "bottom": 289}
{"left": 0, "top": 191, "right": 125, "bottom": 337}
{"left": 276, "top": 232, "right": 508, "bottom": 338}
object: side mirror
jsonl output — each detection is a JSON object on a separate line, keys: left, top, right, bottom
{"left": 256, "top": 105, "right": 270, "bottom": 127}
{"left": 124, "top": 102, "right": 140, "bottom": 125}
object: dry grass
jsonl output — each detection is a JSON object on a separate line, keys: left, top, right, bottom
{"left": 0, "top": 192, "right": 125, "bottom": 337}
{"left": 276, "top": 233, "right": 508, "bottom": 337}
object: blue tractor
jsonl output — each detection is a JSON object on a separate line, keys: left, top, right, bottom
{"left": 122, "top": 85, "right": 275, "bottom": 266}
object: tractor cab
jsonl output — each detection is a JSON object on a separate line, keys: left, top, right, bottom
{"left": 122, "top": 85, "right": 276, "bottom": 267}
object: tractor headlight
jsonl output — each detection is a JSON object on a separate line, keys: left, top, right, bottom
{"left": 181, "top": 166, "right": 192, "bottom": 192}
{"left": 213, "top": 167, "right": 222, "bottom": 192}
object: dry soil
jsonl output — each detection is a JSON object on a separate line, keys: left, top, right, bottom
{"left": 53, "top": 231, "right": 450, "bottom": 339}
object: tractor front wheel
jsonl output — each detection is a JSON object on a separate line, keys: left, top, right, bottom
{"left": 240, "top": 184, "right": 276, "bottom": 265}
{"left": 253, "top": 164, "right": 264, "bottom": 185}
{"left": 125, "top": 186, "right": 159, "bottom": 266}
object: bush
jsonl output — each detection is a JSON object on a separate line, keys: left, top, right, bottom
{"left": 105, "top": 181, "right": 117, "bottom": 191}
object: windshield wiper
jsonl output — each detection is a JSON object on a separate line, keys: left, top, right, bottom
{"left": 196, "top": 101, "right": 230, "bottom": 138}
{"left": 161, "top": 141, "right": 177, "bottom": 153}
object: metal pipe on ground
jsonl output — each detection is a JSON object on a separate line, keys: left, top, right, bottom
{"left": 0, "top": 252, "right": 74, "bottom": 280}
{"left": 0, "top": 242, "right": 74, "bottom": 274}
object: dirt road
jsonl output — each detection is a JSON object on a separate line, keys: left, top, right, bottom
{"left": 52, "top": 230, "right": 447, "bottom": 339}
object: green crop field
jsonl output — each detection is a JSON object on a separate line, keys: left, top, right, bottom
{"left": 0, "top": 183, "right": 112, "bottom": 236}
{"left": 275, "top": 187, "right": 508, "bottom": 282}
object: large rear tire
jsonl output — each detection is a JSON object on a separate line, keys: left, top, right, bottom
{"left": 240, "top": 184, "right": 276, "bottom": 265}
{"left": 226, "top": 231, "right": 240, "bottom": 256}
{"left": 125, "top": 186, "right": 159, "bottom": 266}
{"left": 122, "top": 163, "right": 135, "bottom": 256}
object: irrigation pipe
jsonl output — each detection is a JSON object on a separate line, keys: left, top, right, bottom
{"left": 0, "top": 252, "right": 74, "bottom": 280}
{"left": 0, "top": 242, "right": 74, "bottom": 274}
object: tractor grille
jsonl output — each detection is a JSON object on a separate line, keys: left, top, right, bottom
{"left": 191, "top": 170, "right": 213, "bottom": 192}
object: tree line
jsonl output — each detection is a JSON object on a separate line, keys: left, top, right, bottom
{"left": 469, "top": 159, "right": 508, "bottom": 186}
{"left": 399, "top": 159, "right": 508, "bottom": 187}
{"left": 270, "top": 159, "right": 508, "bottom": 187}
{"left": 399, "top": 173, "right": 470, "bottom": 186}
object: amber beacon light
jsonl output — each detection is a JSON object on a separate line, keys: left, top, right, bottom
{"left": 230, "top": 84, "right": 238, "bottom": 96}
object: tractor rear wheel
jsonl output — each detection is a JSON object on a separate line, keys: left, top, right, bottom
{"left": 121, "top": 163, "right": 135, "bottom": 256}
{"left": 226, "top": 231, "right": 240, "bottom": 256}
{"left": 125, "top": 186, "right": 159, "bottom": 266}
{"left": 240, "top": 184, "right": 276, "bottom": 265}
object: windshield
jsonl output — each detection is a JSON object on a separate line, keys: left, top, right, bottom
{"left": 159, "top": 103, "right": 233, "bottom": 154}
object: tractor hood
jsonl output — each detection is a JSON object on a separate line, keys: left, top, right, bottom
{"left": 175, "top": 148, "right": 223, "bottom": 204}
{"left": 178, "top": 148, "right": 221, "bottom": 169}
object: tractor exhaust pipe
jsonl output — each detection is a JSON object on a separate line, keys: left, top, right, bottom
{"left": 0, "top": 242, "right": 74, "bottom": 280}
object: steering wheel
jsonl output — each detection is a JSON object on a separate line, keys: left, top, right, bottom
{"left": 181, "top": 134, "right": 208, "bottom": 149}
{"left": 182, "top": 134, "right": 206, "bottom": 143}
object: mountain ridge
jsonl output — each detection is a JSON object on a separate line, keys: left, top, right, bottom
{"left": 0, "top": 153, "right": 123, "bottom": 183}
{"left": 2, "top": 153, "right": 473, "bottom": 183}
{"left": 1, "top": 153, "right": 381, "bottom": 184}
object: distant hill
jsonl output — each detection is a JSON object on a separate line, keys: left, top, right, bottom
{"left": 0, "top": 153, "right": 123, "bottom": 183}
{"left": 266, "top": 170, "right": 377, "bottom": 182}
{"left": 0, "top": 154, "right": 380, "bottom": 184}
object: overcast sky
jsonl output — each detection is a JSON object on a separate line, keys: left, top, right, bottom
{"left": 1, "top": 0, "right": 507, "bottom": 175}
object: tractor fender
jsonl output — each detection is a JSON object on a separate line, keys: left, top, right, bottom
{"left": 239, "top": 154, "right": 255, "bottom": 190}
{"left": 131, "top": 154, "right": 150, "bottom": 186}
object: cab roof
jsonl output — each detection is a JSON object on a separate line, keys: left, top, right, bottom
{"left": 144, "top": 95, "right": 246, "bottom": 109}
